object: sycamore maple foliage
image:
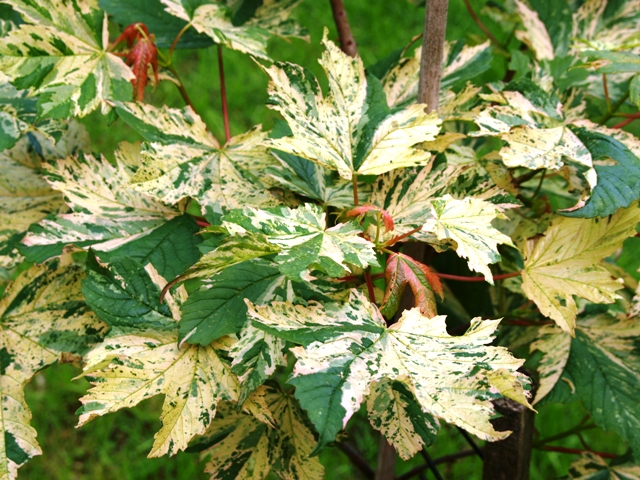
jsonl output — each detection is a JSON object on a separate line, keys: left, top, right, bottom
{"left": 0, "top": 0, "right": 640, "bottom": 479}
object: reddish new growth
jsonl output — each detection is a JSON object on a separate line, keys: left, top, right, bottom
{"left": 113, "top": 23, "right": 159, "bottom": 101}
{"left": 346, "top": 204, "right": 395, "bottom": 232}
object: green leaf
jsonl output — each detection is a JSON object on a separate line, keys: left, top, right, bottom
{"left": 423, "top": 195, "right": 515, "bottom": 284}
{"left": 367, "top": 379, "right": 439, "bottom": 461}
{"left": 94, "top": 215, "right": 202, "bottom": 280}
{"left": 565, "top": 125, "right": 640, "bottom": 218}
{"left": 160, "top": 0, "right": 305, "bottom": 60}
{"left": 197, "top": 386, "right": 323, "bottom": 479}
{"left": 179, "top": 259, "right": 287, "bottom": 344}
{"left": 99, "top": 0, "right": 213, "bottom": 49}
{"left": 0, "top": 0, "right": 133, "bottom": 118}
{"left": 265, "top": 150, "right": 358, "bottom": 208}
{"left": 250, "top": 292, "right": 529, "bottom": 452}
{"left": 223, "top": 204, "right": 378, "bottom": 279}
{"left": 82, "top": 252, "right": 176, "bottom": 330}
{"left": 230, "top": 324, "right": 285, "bottom": 405}
{"left": 79, "top": 330, "right": 239, "bottom": 457}
{"left": 522, "top": 203, "right": 640, "bottom": 334}
{"left": 542, "top": 313, "right": 640, "bottom": 461}
{"left": 567, "top": 452, "right": 640, "bottom": 479}
{"left": 21, "top": 150, "right": 178, "bottom": 262}
{"left": 115, "top": 102, "right": 283, "bottom": 212}
{"left": 264, "top": 29, "right": 440, "bottom": 180}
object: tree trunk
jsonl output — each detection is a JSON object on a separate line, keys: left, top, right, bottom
{"left": 418, "top": 0, "right": 449, "bottom": 111}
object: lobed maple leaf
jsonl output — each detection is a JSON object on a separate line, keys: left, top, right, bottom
{"left": 346, "top": 204, "right": 395, "bottom": 233}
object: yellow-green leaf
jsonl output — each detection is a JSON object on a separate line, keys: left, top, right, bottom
{"left": 79, "top": 330, "right": 239, "bottom": 457}
{"left": 530, "top": 324, "right": 571, "bottom": 404}
{"left": 522, "top": 203, "right": 640, "bottom": 334}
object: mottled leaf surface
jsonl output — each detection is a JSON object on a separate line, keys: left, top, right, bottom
{"left": 223, "top": 204, "right": 378, "bottom": 279}
{"left": 0, "top": 0, "right": 133, "bottom": 118}
{"left": 160, "top": 0, "right": 304, "bottom": 59}
{"left": 22, "top": 150, "right": 177, "bottom": 261}
{"left": 522, "top": 204, "right": 640, "bottom": 334}
{"left": 530, "top": 324, "right": 571, "bottom": 404}
{"left": 567, "top": 452, "right": 640, "bottom": 479}
{"left": 249, "top": 293, "right": 528, "bottom": 451}
{"left": 422, "top": 195, "right": 515, "bottom": 283}
{"left": 199, "top": 386, "right": 323, "bottom": 480}
{"left": 79, "top": 330, "right": 238, "bottom": 457}
{"left": 264, "top": 31, "right": 440, "bottom": 180}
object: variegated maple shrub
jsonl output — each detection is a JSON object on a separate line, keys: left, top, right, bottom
{"left": 1, "top": 0, "right": 640, "bottom": 479}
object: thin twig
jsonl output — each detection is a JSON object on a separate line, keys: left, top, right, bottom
{"left": 536, "top": 445, "right": 616, "bottom": 459}
{"left": 420, "top": 449, "right": 444, "bottom": 480}
{"left": 167, "top": 64, "right": 201, "bottom": 116}
{"left": 599, "top": 91, "right": 630, "bottom": 124}
{"left": 456, "top": 427, "right": 484, "bottom": 459}
{"left": 329, "top": 0, "right": 358, "bottom": 57}
{"left": 435, "top": 271, "right": 521, "bottom": 282}
{"left": 218, "top": 45, "right": 231, "bottom": 143}
{"left": 384, "top": 227, "right": 423, "bottom": 247}
{"left": 514, "top": 168, "right": 544, "bottom": 185}
{"left": 603, "top": 74, "right": 611, "bottom": 110}
{"left": 504, "top": 319, "right": 554, "bottom": 327}
{"left": 396, "top": 450, "right": 476, "bottom": 480}
{"left": 364, "top": 271, "right": 377, "bottom": 304}
{"left": 530, "top": 168, "right": 546, "bottom": 199}
{"left": 612, "top": 117, "right": 637, "bottom": 129}
{"left": 534, "top": 423, "right": 597, "bottom": 446}
{"left": 169, "top": 23, "right": 192, "bottom": 59}
{"left": 338, "top": 443, "right": 375, "bottom": 479}
{"left": 462, "top": 0, "right": 500, "bottom": 47}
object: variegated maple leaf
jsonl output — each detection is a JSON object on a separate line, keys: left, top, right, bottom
{"left": 567, "top": 452, "right": 640, "bottom": 479}
{"left": 248, "top": 290, "right": 530, "bottom": 453}
{"left": 22, "top": 148, "right": 178, "bottom": 261}
{"left": 522, "top": 202, "right": 640, "bottom": 334}
{"left": 160, "top": 0, "right": 305, "bottom": 59}
{"left": 0, "top": 0, "right": 134, "bottom": 118}
{"left": 0, "top": 252, "right": 108, "bottom": 478}
{"left": 264, "top": 30, "right": 441, "bottom": 180}
{"left": 195, "top": 386, "right": 323, "bottom": 480}
{"left": 114, "top": 102, "right": 282, "bottom": 212}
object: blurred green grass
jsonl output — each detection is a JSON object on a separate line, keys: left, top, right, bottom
{"left": 21, "top": 0, "right": 634, "bottom": 478}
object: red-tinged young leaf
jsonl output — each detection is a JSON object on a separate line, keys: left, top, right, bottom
{"left": 125, "top": 36, "right": 158, "bottom": 102}
{"left": 113, "top": 23, "right": 150, "bottom": 48}
{"left": 380, "top": 252, "right": 443, "bottom": 318}
{"left": 346, "top": 204, "right": 395, "bottom": 232}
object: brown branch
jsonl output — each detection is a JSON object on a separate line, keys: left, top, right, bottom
{"left": 418, "top": 0, "right": 449, "bottom": 111}
{"left": 612, "top": 117, "right": 638, "bottom": 129}
{"left": 536, "top": 445, "right": 616, "bottom": 459}
{"left": 396, "top": 450, "right": 477, "bottom": 480}
{"left": 434, "top": 271, "right": 521, "bottom": 282}
{"left": 338, "top": 443, "right": 375, "bottom": 479}
{"left": 218, "top": 45, "right": 231, "bottom": 143}
{"left": 329, "top": 0, "right": 357, "bottom": 57}
{"left": 364, "top": 270, "right": 377, "bottom": 303}
{"left": 462, "top": 0, "right": 500, "bottom": 46}
{"left": 504, "top": 319, "right": 554, "bottom": 327}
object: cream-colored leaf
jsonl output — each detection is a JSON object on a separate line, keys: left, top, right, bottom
{"left": 265, "top": 30, "right": 439, "bottom": 180}
{"left": 514, "top": 0, "right": 555, "bottom": 61}
{"left": 22, "top": 151, "right": 177, "bottom": 253}
{"left": 79, "top": 330, "right": 238, "bottom": 457}
{"left": 522, "top": 203, "right": 640, "bottom": 334}
{"left": 567, "top": 452, "right": 640, "bottom": 479}
{"left": 202, "top": 387, "right": 323, "bottom": 480}
{"left": 422, "top": 195, "right": 515, "bottom": 283}
{"left": 0, "top": 0, "right": 133, "bottom": 117}
{"left": 530, "top": 324, "right": 571, "bottom": 404}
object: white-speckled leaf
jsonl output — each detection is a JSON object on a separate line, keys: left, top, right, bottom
{"left": 78, "top": 330, "right": 239, "bottom": 457}
{"left": 522, "top": 203, "right": 640, "bottom": 334}
{"left": 250, "top": 293, "right": 529, "bottom": 451}
{"left": 366, "top": 378, "right": 438, "bottom": 460}
{"left": 422, "top": 195, "right": 515, "bottom": 284}
{"left": 22, "top": 151, "right": 177, "bottom": 255}
{"left": 115, "top": 102, "right": 281, "bottom": 212}
{"left": 530, "top": 324, "right": 571, "bottom": 404}
{"left": 201, "top": 386, "right": 324, "bottom": 480}
{"left": 514, "top": 0, "right": 555, "bottom": 61}
{"left": 264, "top": 30, "right": 439, "bottom": 180}
{"left": 567, "top": 452, "right": 640, "bottom": 479}
{"left": 223, "top": 204, "right": 378, "bottom": 279}
{"left": 0, "top": 0, "right": 133, "bottom": 118}
{"left": 0, "top": 373, "right": 40, "bottom": 480}
{"left": 572, "top": 0, "right": 640, "bottom": 52}
{"left": 0, "top": 253, "right": 108, "bottom": 378}
{"left": 160, "top": 0, "right": 304, "bottom": 60}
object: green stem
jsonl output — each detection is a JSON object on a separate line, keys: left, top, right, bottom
{"left": 218, "top": 45, "right": 231, "bottom": 143}
{"left": 529, "top": 168, "right": 546, "bottom": 200}
{"left": 169, "top": 23, "right": 192, "bottom": 60}
{"left": 166, "top": 64, "right": 201, "bottom": 117}
{"left": 603, "top": 74, "right": 611, "bottom": 111}
{"left": 599, "top": 91, "right": 630, "bottom": 124}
